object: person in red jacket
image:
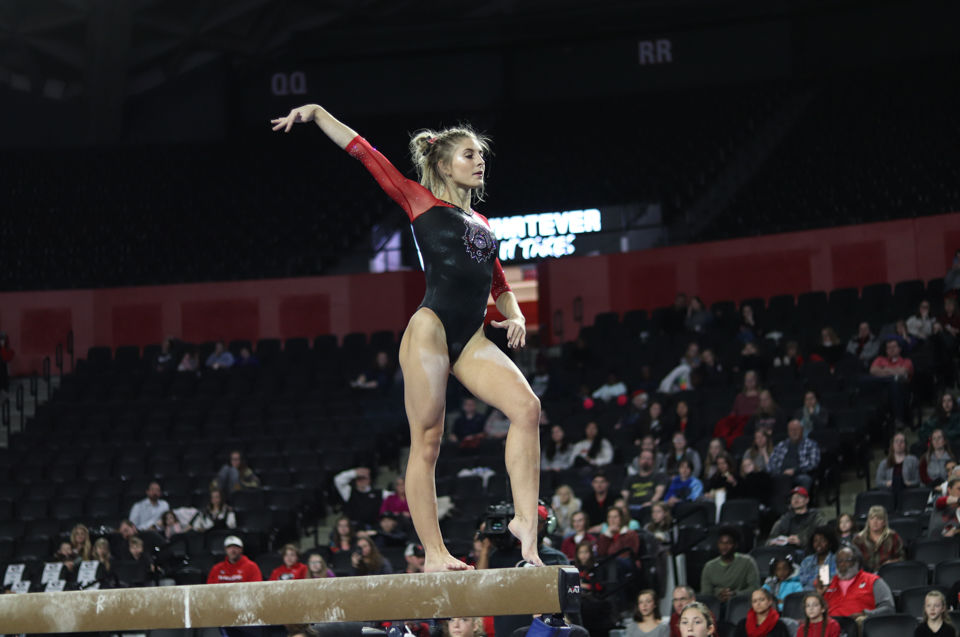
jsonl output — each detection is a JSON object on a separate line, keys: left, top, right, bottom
{"left": 813, "top": 546, "right": 893, "bottom": 629}
{"left": 268, "top": 544, "right": 307, "bottom": 581}
{"left": 207, "top": 536, "right": 262, "bottom": 583}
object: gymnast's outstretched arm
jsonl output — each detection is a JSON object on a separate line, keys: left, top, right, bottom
{"left": 271, "top": 103, "right": 357, "bottom": 149}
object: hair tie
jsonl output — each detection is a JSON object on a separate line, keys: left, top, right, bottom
{"left": 427, "top": 137, "right": 437, "bottom": 145}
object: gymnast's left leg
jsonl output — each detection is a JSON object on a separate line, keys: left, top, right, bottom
{"left": 453, "top": 332, "right": 544, "bottom": 566}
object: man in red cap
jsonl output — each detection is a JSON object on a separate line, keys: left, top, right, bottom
{"left": 766, "top": 486, "right": 827, "bottom": 548}
{"left": 207, "top": 535, "right": 263, "bottom": 583}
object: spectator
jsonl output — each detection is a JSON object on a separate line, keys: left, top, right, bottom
{"left": 662, "top": 432, "right": 702, "bottom": 478}
{"left": 624, "top": 450, "right": 668, "bottom": 510}
{"left": 350, "top": 350, "right": 393, "bottom": 392}
{"left": 190, "top": 488, "right": 237, "bottom": 532}
{"left": 617, "top": 390, "right": 650, "bottom": 438}
{"left": 212, "top": 450, "right": 261, "bottom": 496}
{"left": 875, "top": 432, "right": 920, "bottom": 492}
{"left": 700, "top": 348, "right": 726, "bottom": 386}
{"left": 916, "top": 590, "right": 955, "bottom": 637}
{"left": 0, "top": 332, "right": 13, "bottom": 394}
{"left": 703, "top": 438, "right": 727, "bottom": 481}
{"left": 686, "top": 296, "right": 712, "bottom": 334}
{"left": 379, "top": 476, "right": 410, "bottom": 518}
{"left": 560, "top": 511, "right": 595, "bottom": 561}
{"left": 920, "top": 392, "right": 960, "bottom": 444}
{"left": 703, "top": 453, "right": 739, "bottom": 500}
{"left": 235, "top": 346, "right": 259, "bottom": 367}
{"left": 748, "top": 390, "right": 785, "bottom": 439}
{"left": 794, "top": 390, "right": 830, "bottom": 438}
{"left": 582, "top": 472, "right": 614, "bottom": 532}
{"left": 592, "top": 371, "right": 628, "bottom": 403}
{"left": 892, "top": 319, "right": 921, "bottom": 354}
{"left": 668, "top": 586, "right": 697, "bottom": 637}
{"left": 736, "top": 457, "right": 772, "bottom": 505}
{"left": 445, "top": 617, "right": 484, "bottom": 637}
{"left": 572, "top": 421, "right": 614, "bottom": 468}
{"left": 928, "top": 477, "right": 960, "bottom": 538}
{"left": 667, "top": 293, "right": 689, "bottom": 334}
{"left": 70, "top": 523, "right": 93, "bottom": 561}
{"left": 637, "top": 434, "right": 666, "bottom": 473}
{"left": 207, "top": 535, "right": 261, "bottom": 583}
{"left": 205, "top": 341, "right": 235, "bottom": 369}
{"left": 869, "top": 339, "right": 914, "bottom": 426}
{"left": 482, "top": 407, "right": 511, "bottom": 439}
{"left": 700, "top": 526, "right": 760, "bottom": 604}
{"left": 595, "top": 506, "right": 640, "bottom": 561}
{"left": 116, "top": 519, "right": 138, "bottom": 557}
{"left": 814, "top": 546, "right": 894, "bottom": 620}
{"left": 54, "top": 540, "right": 79, "bottom": 575}
{"left": 368, "top": 512, "right": 408, "bottom": 549}
{"left": 797, "top": 526, "right": 839, "bottom": 591}
{"left": 645, "top": 502, "right": 673, "bottom": 545}
{"left": 670, "top": 400, "right": 704, "bottom": 444}
{"left": 447, "top": 397, "right": 484, "bottom": 444}
{"left": 664, "top": 459, "right": 703, "bottom": 505}
{"left": 154, "top": 337, "right": 174, "bottom": 373}
{"left": 678, "top": 601, "right": 716, "bottom": 637}
{"left": 907, "top": 300, "right": 937, "bottom": 340}
{"left": 659, "top": 343, "right": 700, "bottom": 394}
{"left": 155, "top": 510, "right": 185, "bottom": 540}
{"left": 329, "top": 516, "right": 358, "bottom": 554}
{"left": 745, "top": 429, "right": 774, "bottom": 473}
{"left": 846, "top": 322, "right": 880, "bottom": 368}
{"left": 815, "top": 328, "right": 844, "bottom": 366}
{"left": 551, "top": 484, "right": 581, "bottom": 536}
{"left": 851, "top": 505, "right": 904, "bottom": 572}
{"left": 542, "top": 424, "right": 576, "bottom": 471}
{"left": 647, "top": 402, "right": 667, "bottom": 442}
{"left": 763, "top": 558, "right": 803, "bottom": 610}
{"left": 91, "top": 537, "right": 119, "bottom": 589}
{"left": 767, "top": 487, "right": 827, "bottom": 548}
{"left": 334, "top": 466, "right": 383, "bottom": 528}
{"left": 126, "top": 536, "right": 154, "bottom": 586}
{"left": 738, "top": 304, "right": 761, "bottom": 344}
{"left": 305, "top": 552, "right": 335, "bottom": 579}
{"left": 946, "top": 249, "right": 960, "bottom": 293}
{"left": 767, "top": 420, "right": 820, "bottom": 491}
{"left": 835, "top": 514, "right": 856, "bottom": 545}
{"left": 626, "top": 588, "right": 669, "bottom": 637}
{"left": 731, "top": 588, "right": 790, "bottom": 637}
{"left": 797, "top": 592, "right": 841, "bottom": 637}
{"left": 733, "top": 370, "right": 762, "bottom": 418}
{"left": 128, "top": 481, "right": 170, "bottom": 531}
{"left": 176, "top": 351, "right": 198, "bottom": 373}
{"left": 920, "top": 429, "right": 956, "bottom": 487}
{"left": 269, "top": 544, "right": 307, "bottom": 580}
{"left": 738, "top": 341, "right": 766, "bottom": 375}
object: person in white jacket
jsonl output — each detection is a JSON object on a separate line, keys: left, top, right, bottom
{"left": 571, "top": 421, "right": 614, "bottom": 467}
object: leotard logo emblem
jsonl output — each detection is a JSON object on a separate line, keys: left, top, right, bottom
{"left": 463, "top": 218, "right": 497, "bottom": 262}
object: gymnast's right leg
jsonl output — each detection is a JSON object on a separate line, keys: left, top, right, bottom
{"left": 399, "top": 308, "right": 470, "bottom": 572}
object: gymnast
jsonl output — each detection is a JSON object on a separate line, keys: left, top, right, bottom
{"left": 271, "top": 104, "right": 543, "bottom": 571}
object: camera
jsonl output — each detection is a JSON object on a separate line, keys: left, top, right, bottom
{"left": 480, "top": 502, "right": 517, "bottom": 550}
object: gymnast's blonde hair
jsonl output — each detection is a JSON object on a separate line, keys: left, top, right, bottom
{"left": 409, "top": 126, "right": 491, "bottom": 205}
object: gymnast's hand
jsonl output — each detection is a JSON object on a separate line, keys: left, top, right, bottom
{"left": 270, "top": 104, "right": 319, "bottom": 132}
{"left": 491, "top": 317, "right": 526, "bottom": 349}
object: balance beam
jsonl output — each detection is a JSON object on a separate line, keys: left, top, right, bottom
{"left": 0, "top": 566, "right": 580, "bottom": 633}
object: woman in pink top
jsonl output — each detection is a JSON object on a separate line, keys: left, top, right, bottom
{"left": 379, "top": 477, "right": 411, "bottom": 517}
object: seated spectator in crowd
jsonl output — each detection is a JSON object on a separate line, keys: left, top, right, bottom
{"left": 772, "top": 340, "right": 802, "bottom": 371}
{"left": 212, "top": 450, "right": 261, "bottom": 496}
{"left": 686, "top": 296, "right": 712, "bottom": 334}
{"left": 91, "top": 537, "right": 120, "bottom": 589}
{"left": 624, "top": 450, "right": 667, "bottom": 510}
{"left": 815, "top": 328, "right": 844, "bottom": 366}
{"left": 155, "top": 510, "right": 185, "bottom": 540}
{"left": 920, "top": 392, "right": 960, "bottom": 445}
{"left": 334, "top": 466, "right": 383, "bottom": 529}
{"left": 891, "top": 319, "right": 920, "bottom": 354}
{"left": 763, "top": 557, "right": 803, "bottom": 611}
{"left": 736, "top": 457, "right": 773, "bottom": 505}
{"left": 616, "top": 390, "right": 650, "bottom": 438}
{"left": 668, "top": 586, "right": 697, "bottom": 637}
{"left": 734, "top": 370, "right": 762, "bottom": 419}
{"left": 645, "top": 502, "right": 673, "bottom": 546}
{"left": 177, "top": 351, "right": 198, "bottom": 373}
{"left": 679, "top": 602, "right": 716, "bottom": 637}
{"left": 797, "top": 526, "right": 839, "bottom": 591}
{"left": 582, "top": 472, "right": 614, "bottom": 531}
{"left": 937, "top": 294, "right": 960, "bottom": 336}
{"left": 662, "top": 432, "right": 702, "bottom": 478}
{"left": 112, "top": 519, "right": 138, "bottom": 558}
{"left": 128, "top": 481, "right": 169, "bottom": 531}
{"left": 835, "top": 514, "right": 857, "bottom": 545}
{"left": 700, "top": 348, "right": 726, "bottom": 386}
{"left": 126, "top": 536, "right": 154, "bottom": 586}
{"left": 190, "top": 488, "right": 236, "bottom": 531}
{"left": 572, "top": 541, "right": 600, "bottom": 599}
{"left": 627, "top": 588, "right": 670, "bottom": 637}
{"left": 561, "top": 511, "right": 596, "bottom": 560}
{"left": 592, "top": 370, "right": 628, "bottom": 403}
{"left": 379, "top": 476, "right": 410, "bottom": 518}
{"left": 768, "top": 420, "right": 820, "bottom": 491}
{"left": 745, "top": 428, "right": 774, "bottom": 473}
{"left": 737, "top": 341, "right": 766, "bottom": 375}
{"left": 669, "top": 400, "right": 704, "bottom": 444}
{"left": 155, "top": 337, "right": 175, "bottom": 372}
{"left": 445, "top": 617, "right": 484, "bottom": 637}
{"left": 916, "top": 590, "right": 955, "bottom": 637}
{"left": 731, "top": 588, "right": 791, "bottom": 637}
{"left": 814, "top": 546, "right": 894, "bottom": 620}
{"left": 207, "top": 535, "right": 261, "bottom": 583}
{"left": 869, "top": 339, "right": 914, "bottom": 426}
{"left": 54, "top": 541, "right": 79, "bottom": 576}
{"left": 747, "top": 390, "right": 785, "bottom": 438}
{"left": 551, "top": 484, "right": 581, "bottom": 536}
{"left": 702, "top": 438, "right": 726, "bottom": 481}
{"left": 306, "top": 552, "right": 335, "bottom": 579}
{"left": 846, "top": 322, "right": 880, "bottom": 368}
{"left": 647, "top": 401, "right": 667, "bottom": 443}
{"left": 928, "top": 477, "right": 960, "bottom": 538}
{"left": 329, "top": 515, "right": 357, "bottom": 554}
{"left": 572, "top": 421, "right": 614, "bottom": 468}
{"left": 70, "top": 524, "right": 93, "bottom": 561}
{"left": 659, "top": 343, "right": 700, "bottom": 394}
{"left": 595, "top": 506, "right": 640, "bottom": 562}
{"left": 350, "top": 350, "right": 393, "bottom": 392}
{"left": 907, "top": 300, "right": 937, "bottom": 341}
{"left": 482, "top": 407, "right": 510, "bottom": 440}
{"left": 703, "top": 453, "right": 739, "bottom": 500}
{"left": 795, "top": 390, "right": 830, "bottom": 437}
{"left": 367, "top": 512, "right": 408, "bottom": 549}
{"left": 851, "top": 505, "right": 904, "bottom": 572}
{"left": 767, "top": 487, "right": 826, "bottom": 549}
{"left": 542, "top": 424, "right": 576, "bottom": 471}
{"left": 875, "top": 432, "right": 920, "bottom": 492}
{"left": 447, "top": 397, "right": 485, "bottom": 445}
{"left": 738, "top": 304, "right": 762, "bottom": 343}
{"left": 920, "top": 429, "right": 956, "bottom": 488}
{"left": 663, "top": 459, "right": 703, "bottom": 505}
{"left": 235, "top": 346, "right": 259, "bottom": 367}
{"left": 205, "top": 341, "right": 234, "bottom": 369}
{"left": 269, "top": 544, "right": 307, "bottom": 580}
{"left": 637, "top": 434, "right": 666, "bottom": 473}
{"left": 700, "top": 526, "right": 760, "bottom": 604}
{"left": 796, "top": 592, "right": 841, "bottom": 637}
{"left": 606, "top": 497, "right": 642, "bottom": 533}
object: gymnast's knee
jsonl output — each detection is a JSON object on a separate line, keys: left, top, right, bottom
{"left": 511, "top": 394, "right": 540, "bottom": 430}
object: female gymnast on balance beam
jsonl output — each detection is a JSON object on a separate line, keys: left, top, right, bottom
{"left": 271, "top": 104, "right": 543, "bottom": 571}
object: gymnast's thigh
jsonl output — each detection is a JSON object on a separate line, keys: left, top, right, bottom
{"left": 399, "top": 307, "right": 450, "bottom": 429}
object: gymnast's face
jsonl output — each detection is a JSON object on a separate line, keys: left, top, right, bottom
{"left": 441, "top": 137, "right": 485, "bottom": 192}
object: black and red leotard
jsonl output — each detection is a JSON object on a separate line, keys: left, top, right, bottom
{"left": 347, "top": 135, "right": 511, "bottom": 363}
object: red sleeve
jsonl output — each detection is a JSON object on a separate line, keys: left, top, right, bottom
{"left": 245, "top": 562, "right": 263, "bottom": 582}
{"left": 268, "top": 566, "right": 281, "bottom": 581}
{"left": 206, "top": 566, "right": 218, "bottom": 584}
{"left": 295, "top": 563, "right": 307, "bottom": 579}
{"left": 936, "top": 495, "right": 949, "bottom": 510}
{"left": 473, "top": 212, "right": 511, "bottom": 300}
{"left": 345, "top": 135, "right": 438, "bottom": 221}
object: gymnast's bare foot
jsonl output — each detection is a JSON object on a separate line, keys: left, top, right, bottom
{"left": 424, "top": 551, "right": 474, "bottom": 572}
{"left": 508, "top": 518, "right": 544, "bottom": 566}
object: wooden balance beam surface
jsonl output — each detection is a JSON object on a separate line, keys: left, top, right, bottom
{"left": 0, "top": 566, "right": 580, "bottom": 633}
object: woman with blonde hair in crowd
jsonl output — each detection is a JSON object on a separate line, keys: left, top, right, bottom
{"left": 70, "top": 523, "right": 93, "bottom": 561}
{"left": 551, "top": 484, "right": 581, "bottom": 536}
{"left": 444, "top": 617, "right": 484, "bottom": 637}
{"left": 851, "top": 505, "right": 904, "bottom": 572}
{"left": 305, "top": 552, "right": 335, "bottom": 579}
{"left": 645, "top": 502, "right": 673, "bottom": 545}
{"left": 679, "top": 601, "right": 718, "bottom": 637}
{"left": 915, "top": 589, "right": 955, "bottom": 637}
{"left": 91, "top": 537, "right": 119, "bottom": 589}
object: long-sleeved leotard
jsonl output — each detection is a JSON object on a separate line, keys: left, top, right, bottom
{"left": 347, "top": 135, "right": 511, "bottom": 363}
